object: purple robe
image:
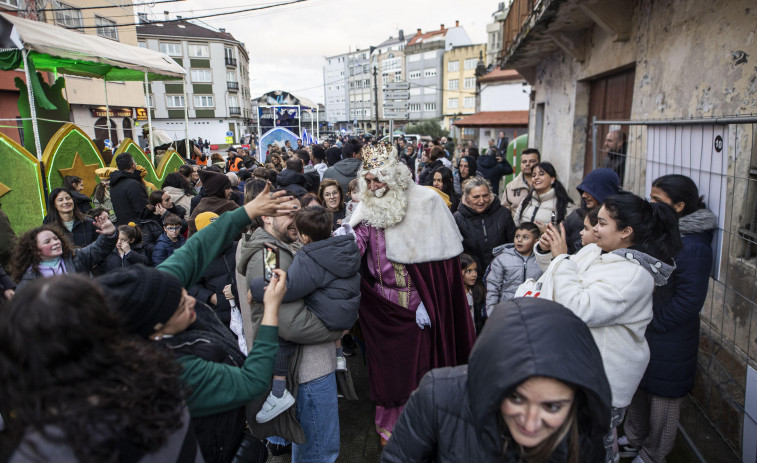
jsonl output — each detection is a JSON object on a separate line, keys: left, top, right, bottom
{"left": 354, "top": 224, "right": 476, "bottom": 409}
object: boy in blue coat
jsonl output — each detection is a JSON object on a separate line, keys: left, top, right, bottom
{"left": 152, "top": 213, "right": 186, "bottom": 266}
{"left": 248, "top": 205, "right": 361, "bottom": 423}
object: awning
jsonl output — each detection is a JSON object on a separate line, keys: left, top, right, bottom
{"left": 453, "top": 110, "right": 530, "bottom": 128}
{"left": 0, "top": 12, "right": 185, "bottom": 81}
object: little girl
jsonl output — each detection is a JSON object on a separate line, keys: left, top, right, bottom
{"left": 101, "top": 223, "right": 149, "bottom": 273}
{"left": 579, "top": 207, "right": 600, "bottom": 248}
{"left": 486, "top": 222, "right": 543, "bottom": 313}
{"left": 460, "top": 253, "right": 486, "bottom": 333}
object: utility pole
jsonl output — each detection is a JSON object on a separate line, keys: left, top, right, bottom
{"left": 373, "top": 66, "right": 379, "bottom": 138}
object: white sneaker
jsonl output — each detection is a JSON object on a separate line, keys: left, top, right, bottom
{"left": 336, "top": 356, "right": 347, "bottom": 371}
{"left": 255, "top": 389, "right": 295, "bottom": 423}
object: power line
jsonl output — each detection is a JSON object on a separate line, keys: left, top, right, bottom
{"left": 42, "top": 0, "right": 182, "bottom": 11}
{"left": 75, "top": 0, "right": 311, "bottom": 29}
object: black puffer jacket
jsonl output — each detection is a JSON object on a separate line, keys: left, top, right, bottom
{"left": 418, "top": 159, "right": 443, "bottom": 186}
{"left": 189, "top": 242, "right": 239, "bottom": 327}
{"left": 70, "top": 190, "right": 93, "bottom": 215}
{"left": 382, "top": 298, "right": 611, "bottom": 463}
{"left": 109, "top": 170, "right": 148, "bottom": 226}
{"left": 454, "top": 199, "right": 515, "bottom": 275}
{"left": 276, "top": 169, "right": 308, "bottom": 198}
{"left": 477, "top": 154, "right": 513, "bottom": 195}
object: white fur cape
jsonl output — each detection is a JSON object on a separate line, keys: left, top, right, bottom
{"left": 349, "top": 183, "right": 463, "bottom": 264}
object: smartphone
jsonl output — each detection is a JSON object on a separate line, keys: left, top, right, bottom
{"left": 550, "top": 211, "right": 557, "bottom": 226}
{"left": 263, "top": 243, "right": 279, "bottom": 283}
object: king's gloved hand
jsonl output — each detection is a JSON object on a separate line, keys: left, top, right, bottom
{"left": 416, "top": 302, "right": 431, "bottom": 329}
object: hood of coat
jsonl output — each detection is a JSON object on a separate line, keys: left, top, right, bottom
{"left": 467, "top": 298, "right": 611, "bottom": 455}
{"left": 332, "top": 157, "right": 362, "bottom": 176}
{"left": 300, "top": 235, "right": 360, "bottom": 278}
{"left": 456, "top": 194, "right": 502, "bottom": 219}
{"left": 610, "top": 247, "right": 675, "bottom": 286}
{"left": 236, "top": 227, "right": 296, "bottom": 275}
{"left": 576, "top": 168, "right": 620, "bottom": 204}
{"left": 476, "top": 154, "right": 498, "bottom": 169}
{"left": 679, "top": 208, "right": 717, "bottom": 236}
{"left": 109, "top": 169, "right": 141, "bottom": 187}
{"left": 277, "top": 168, "right": 306, "bottom": 187}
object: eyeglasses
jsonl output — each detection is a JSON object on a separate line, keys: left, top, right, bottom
{"left": 165, "top": 226, "right": 181, "bottom": 231}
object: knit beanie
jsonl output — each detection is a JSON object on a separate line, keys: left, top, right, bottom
{"left": 97, "top": 265, "right": 184, "bottom": 338}
{"left": 199, "top": 169, "right": 232, "bottom": 197}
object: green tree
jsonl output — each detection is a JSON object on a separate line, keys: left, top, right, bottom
{"left": 404, "top": 119, "right": 449, "bottom": 140}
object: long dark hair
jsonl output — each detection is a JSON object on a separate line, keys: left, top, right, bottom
{"left": 460, "top": 253, "right": 485, "bottom": 306}
{"left": 0, "top": 276, "right": 186, "bottom": 462}
{"left": 10, "top": 225, "right": 75, "bottom": 282}
{"left": 62, "top": 175, "right": 82, "bottom": 191}
{"left": 162, "top": 172, "right": 195, "bottom": 196}
{"left": 46, "top": 187, "right": 88, "bottom": 227}
{"left": 458, "top": 155, "right": 478, "bottom": 181}
{"left": 518, "top": 162, "right": 574, "bottom": 223}
{"left": 92, "top": 182, "right": 108, "bottom": 203}
{"left": 652, "top": 174, "right": 706, "bottom": 217}
{"left": 603, "top": 192, "right": 683, "bottom": 263}
{"left": 432, "top": 166, "right": 456, "bottom": 199}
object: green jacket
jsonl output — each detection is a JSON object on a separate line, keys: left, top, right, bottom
{"left": 158, "top": 207, "right": 278, "bottom": 418}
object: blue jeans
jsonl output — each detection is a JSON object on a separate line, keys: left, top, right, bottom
{"left": 292, "top": 372, "right": 340, "bottom": 463}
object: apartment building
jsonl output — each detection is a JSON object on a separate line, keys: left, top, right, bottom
{"left": 137, "top": 18, "right": 252, "bottom": 145}
{"left": 323, "top": 51, "right": 350, "bottom": 129}
{"left": 442, "top": 43, "right": 486, "bottom": 131}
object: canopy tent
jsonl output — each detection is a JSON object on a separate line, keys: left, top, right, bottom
{"left": 0, "top": 12, "right": 187, "bottom": 162}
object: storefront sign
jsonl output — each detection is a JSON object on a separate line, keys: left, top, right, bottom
{"left": 90, "top": 107, "right": 134, "bottom": 118}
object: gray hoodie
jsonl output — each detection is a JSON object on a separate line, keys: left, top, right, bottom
{"left": 485, "top": 243, "right": 542, "bottom": 313}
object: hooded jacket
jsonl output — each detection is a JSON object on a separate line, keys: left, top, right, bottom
{"left": 139, "top": 205, "right": 188, "bottom": 259}
{"left": 543, "top": 243, "right": 674, "bottom": 408}
{"left": 454, "top": 198, "right": 516, "bottom": 276}
{"left": 514, "top": 188, "right": 577, "bottom": 227}
{"left": 162, "top": 186, "right": 193, "bottom": 219}
{"left": 43, "top": 214, "right": 98, "bottom": 249}
{"left": 109, "top": 169, "right": 148, "bottom": 226}
{"left": 69, "top": 190, "right": 93, "bottom": 215}
{"left": 152, "top": 234, "right": 186, "bottom": 266}
{"left": 188, "top": 242, "right": 239, "bottom": 327}
{"left": 276, "top": 168, "right": 308, "bottom": 198}
{"left": 477, "top": 154, "right": 513, "bottom": 195}
{"left": 453, "top": 155, "right": 480, "bottom": 195}
{"left": 322, "top": 157, "right": 362, "bottom": 194}
{"left": 640, "top": 208, "right": 716, "bottom": 397}
{"left": 485, "top": 244, "right": 542, "bottom": 312}
{"left": 250, "top": 235, "right": 360, "bottom": 330}
{"left": 418, "top": 159, "right": 443, "bottom": 186}
{"left": 563, "top": 168, "right": 620, "bottom": 253}
{"left": 382, "top": 298, "right": 611, "bottom": 463}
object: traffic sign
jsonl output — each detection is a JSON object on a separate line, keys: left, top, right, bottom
{"left": 385, "top": 82, "right": 409, "bottom": 91}
{"left": 385, "top": 112, "right": 408, "bottom": 120}
{"left": 225, "top": 131, "right": 233, "bottom": 137}
{"left": 384, "top": 91, "right": 410, "bottom": 100}
{"left": 384, "top": 101, "right": 409, "bottom": 111}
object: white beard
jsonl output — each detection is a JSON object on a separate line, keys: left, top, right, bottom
{"left": 359, "top": 185, "right": 407, "bottom": 229}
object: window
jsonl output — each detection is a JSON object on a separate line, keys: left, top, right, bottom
{"left": 160, "top": 42, "right": 182, "bottom": 56}
{"left": 448, "top": 79, "right": 459, "bottom": 90}
{"left": 227, "top": 71, "right": 237, "bottom": 82}
{"left": 95, "top": 16, "right": 118, "bottom": 40}
{"left": 424, "top": 68, "right": 437, "bottom": 77}
{"left": 409, "top": 103, "right": 421, "bottom": 112}
{"left": 0, "top": 0, "right": 19, "bottom": 6}
{"left": 409, "top": 71, "right": 421, "bottom": 79}
{"left": 54, "top": 2, "right": 83, "bottom": 29}
{"left": 448, "top": 60, "right": 459, "bottom": 72}
{"left": 423, "top": 51, "right": 436, "bottom": 60}
{"left": 408, "top": 54, "right": 421, "bottom": 63}
{"left": 464, "top": 77, "right": 476, "bottom": 89}
{"left": 464, "top": 97, "right": 475, "bottom": 108}
{"left": 146, "top": 94, "right": 154, "bottom": 108}
{"left": 228, "top": 95, "right": 239, "bottom": 107}
{"left": 448, "top": 98, "right": 459, "bottom": 109}
{"left": 464, "top": 58, "right": 478, "bottom": 69}
{"left": 224, "top": 47, "right": 234, "bottom": 59}
{"left": 382, "top": 75, "right": 388, "bottom": 85}
{"left": 194, "top": 95, "right": 214, "bottom": 107}
{"left": 188, "top": 44, "right": 209, "bottom": 58}
{"left": 409, "top": 88, "right": 421, "bottom": 96}
{"left": 138, "top": 41, "right": 147, "bottom": 49}
{"left": 425, "top": 87, "right": 436, "bottom": 95}
{"left": 424, "top": 102, "right": 437, "bottom": 111}
{"left": 166, "top": 95, "right": 185, "bottom": 108}
{"left": 191, "top": 69, "right": 212, "bottom": 82}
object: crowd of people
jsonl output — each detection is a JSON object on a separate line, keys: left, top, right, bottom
{"left": 0, "top": 132, "right": 715, "bottom": 463}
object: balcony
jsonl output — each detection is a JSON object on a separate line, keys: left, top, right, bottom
{"left": 225, "top": 57, "right": 237, "bottom": 67}
{"left": 499, "top": 0, "right": 631, "bottom": 82}
{"left": 229, "top": 106, "right": 241, "bottom": 115}
{"left": 227, "top": 81, "right": 239, "bottom": 91}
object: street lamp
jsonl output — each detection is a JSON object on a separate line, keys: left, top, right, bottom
{"left": 474, "top": 50, "right": 487, "bottom": 148}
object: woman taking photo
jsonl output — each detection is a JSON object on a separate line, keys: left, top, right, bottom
{"left": 43, "top": 187, "right": 98, "bottom": 248}
{"left": 536, "top": 192, "right": 682, "bottom": 463}
{"left": 515, "top": 162, "right": 576, "bottom": 231}
{"left": 453, "top": 177, "right": 515, "bottom": 278}
{"left": 10, "top": 214, "right": 117, "bottom": 290}
{"left": 0, "top": 275, "right": 203, "bottom": 462}
{"left": 621, "top": 175, "right": 716, "bottom": 463}
{"left": 318, "top": 179, "right": 346, "bottom": 229}
{"left": 383, "top": 298, "right": 611, "bottom": 462}
{"left": 431, "top": 166, "right": 460, "bottom": 213}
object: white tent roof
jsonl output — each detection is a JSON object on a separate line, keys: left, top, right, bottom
{"left": 0, "top": 12, "right": 185, "bottom": 80}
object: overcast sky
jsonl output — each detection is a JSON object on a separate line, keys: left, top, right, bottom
{"left": 136, "top": 0, "right": 500, "bottom": 104}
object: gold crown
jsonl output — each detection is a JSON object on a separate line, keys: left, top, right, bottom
{"left": 361, "top": 144, "right": 396, "bottom": 171}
